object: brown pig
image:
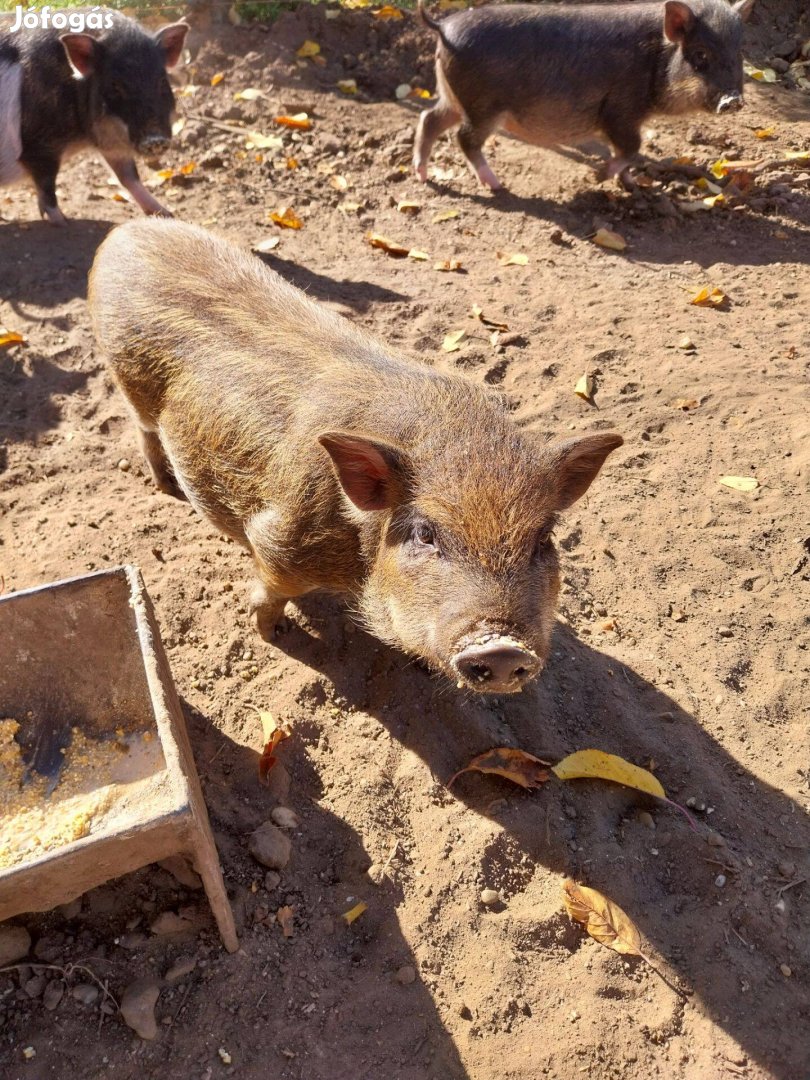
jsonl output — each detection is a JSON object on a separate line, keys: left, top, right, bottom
{"left": 88, "top": 220, "right": 622, "bottom": 695}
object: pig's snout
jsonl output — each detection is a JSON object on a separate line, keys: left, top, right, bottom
{"left": 138, "top": 133, "right": 171, "bottom": 155}
{"left": 716, "top": 94, "right": 743, "bottom": 114}
{"left": 452, "top": 637, "right": 542, "bottom": 694}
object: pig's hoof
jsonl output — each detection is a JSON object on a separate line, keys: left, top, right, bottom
{"left": 414, "top": 162, "right": 428, "bottom": 183}
{"left": 254, "top": 607, "right": 288, "bottom": 642}
{"left": 42, "top": 206, "right": 67, "bottom": 226}
{"left": 147, "top": 206, "right": 174, "bottom": 219}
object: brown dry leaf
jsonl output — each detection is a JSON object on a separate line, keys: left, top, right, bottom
{"left": 552, "top": 749, "right": 666, "bottom": 799}
{"left": 562, "top": 880, "right": 642, "bottom": 956}
{"left": 719, "top": 475, "right": 759, "bottom": 493}
{"left": 574, "top": 372, "right": 595, "bottom": 402}
{"left": 432, "top": 209, "right": 459, "bottom": 223}
{"left": 275, "top": 113, "right": 313, "bottom": 130}
{"left": 270, "top": 207, "right": 304, "bottom": 230}
{"left": 277, "top": 905, "right": 295, "bottom": 938}
{"left": 0, "top": 328, "right": 26, "bottom": 351}
{"left": 592, "top": 228, "right": 627, "bottom": 252}
{"left": 689, "top": 286, "right": 727, "bottom": 307}
{"left": 366, "top": 232, "right": 410, "bottom": 257}
{"left": 257, "top": 711, "right": 291, "bottom": 785}
{"left": 447, "top": 746, "right": 551, "bottom": 790}
{"left": 373, "top": 4, "right": 403, "bottom": 17}
{"left": 342, "top": 902, "right": 367, "bottom": 925}
{"left": 496, "top": 251, "right": 529, "bottom": 267}
{"left": 210, "top": 71, "right": 225, "bottom": 87}
{"left": 434, "top": 259, "right": 463, "bottom": 272}
{"left": 442, "top": 329, "right": 466, "bottom": 352}
{"left": 296, "top": 40, "right": 321, "bottom": 58}
{"left": 471, "top": 303, "right": 508, "bottom": 332}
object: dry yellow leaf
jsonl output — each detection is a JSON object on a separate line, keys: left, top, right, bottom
{"left": 270, "top": 207, "right": 303, "bottom": 229}
{"left": 552, "top": 749, "right": 666, "bottom": 799}
{"left": 210, "top": 71, "right": 225, "bottom": 87}
{"left": 257, "top": 711, "right": 291, "bottom": 785}
{"left": 672, "top": 397, "right": 699, "bottom": 410}
{"left": 373, "top": 4, "right": 403, "bottom": 17}
{"left": 434, "top": 259, "right": 462, "bottom": 272}
{"left": 397, "top": 200, "right": 421, "bottom": 214}
{"left": 245, "top": 131, "right": 284, "bottom": 151}
{"left": 339, "top": 201, "right": 363, "bottom": 214}
{"left": 234, "top": 87, "right": 264, "bottom": 101}
{"left": 296, "top": 40, "right": 321, "bottom": 58}
{"left": 471, "top": 304, "right": 508, "bottom": 332}
{"left": 342, "top": 902, "right": 367, "bottom": 925}
{"left": 784, "top": 150, "right": 810, "bottom": 162}
{"left": 442, "top": 330, "right": 466, "bottom": 352}
{"left": 367, "top": 232, "right": 410, "bottom": 257}
{"left": 496, "top": 251, "right": 529, "bottom": 267}
{"left": 703, "top": 193, "right": 725, "bottom": 208}
{"left": 275, "top": 113, "right": 313, "bottom": 130}
{"left": 407, "top": 250, "right": 430, "bottom": 261}
{"left": 563, "top": 880, "right": 642, "bottom": 956}
{"left": 410, "top": 88, "right": 432, "bottom": 99}
{"left": 744, "top": 61, "right": 777, "bottom": 82}
{"left": 574, "top": 372, "right": 595, "bottom": 402}
{"left": 755, "top": 126, "right": 775, "bottom": 139}
{"left": 342, "top": 0, "right": 371, "bottom": 7}
{"left": 689, "top": 286, "right": 727, "bottom": 307}
{"left": 592, "top": 228, "right": 627, "bottom": 252}
{"left": 0, "top": 329, "right": 25, "bottom": 350}
{"left": 337, "top": 79, "right": 358, "bottom": 95}
{"left": 286, "top": 157, "right": 299, "bottom": 170}
{"left": 432, "top": 209, "right": 459, "bottom": 223}
{"left": 719, "top": 475, "right": 759, "bottom": 492}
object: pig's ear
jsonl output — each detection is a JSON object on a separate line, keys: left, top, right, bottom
{"left": 663, "top": 0, "right": 696, "bottom": 42}
{"left": 734, "top": 0, "right": 755, "bottom": 22}
{"left": 154, "top": 22, "right": 189, "bottom": 69}
{"left": 547, "top": 432, "right": 623, "bottom": 510}
{"left": 60, "top": 33, "right": 97, "bottom": 78}
{"left": 319, "top": 432, "right": 411, "bottom": 511}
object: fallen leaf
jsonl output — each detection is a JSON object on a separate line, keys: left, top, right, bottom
{"left": 366, "top": 232, "right": 410, "bottom": 257}
{"left": 438, "top": 0, "right": 467, "bottom": 8}
{"left": 342, "top": 0, "right": 371, "bottom": 7}
{"left": 296, "top": 40, "right": 321, "bottom": 58}
{"left": 373, "top": 4, "right": 403, "bottom": 17}
{"left": 270, "top": 207, "right": 304, "bottom": 230}
{"left": 592, "top": 228, "right": 627, "bottom": 252}
{"left": 337, "top": 79, "right": 358, "bottom": 95}
{"left": 574, "top": 372, "right": 595, "bottom": 403}
{"left": 407, "top": 249, "right": 430, "bottom": 261}
{"left": 447, "top": 747, "right": 550, "bottom": 789}
{"left": 210, "top": 71, "right": 225, "bottom": 87}
{"left": 397, "top": 200, "right": 421, "bottom": 214}
{"left": 703, "top": 193, "right": 726, "bottom": 208}
{"left": 744, "top": 61, "right": 778, "bottom": 83}
{"left": 253, "top": 236, "right": 280, "bottom": 253}
{"left": 234, "top": 87, "right": 264, "bottom": 101}
{"left": 783, "top": 150, "right": 810, "bottom": 162}
{"left": 754, "top": 126, "right": 775, "bottom": 139}
{"left": 176, "top": 84, "right": 199, "bottom": 98}
{"left": 395, "top": 83, "right": 412, "bottom": 100}
{"left": 329, "top": 174, "right": 349, "bottom": 192}
{"left": 245, "top": 131, "right": 284, "bottom": 151}
{"left": 552, "top": 749, "right": 665, "bottom": 799}
{"left": 562, "top": 880, "right": 642, "bottom": 956}
{"left": 672, "top": 397, "right": 699, "bottom": 410}
{"left": 342, "top": 902, "right": 367, "bottom": 925}
{"left": 0, "top": 329, "right": 26, "bottom": 351}
{"left": 719, "top": 475, "right": 759, "bottom": 492}
{"left": 275, "top": 113, "right": 313, "bottom": 130}
{"left": 277, "top": 905, "right": 295, "bottom": 938}
{"left": 689, "top": 286, "right": 726, "bottom": 307}
{"left": 410, "top": 87, "right": 432, "bottom": 99}
{"left": 442, "top": 329, "right": 466, "bottom": 352}
{"left": 285, "top": 157, "right": 299, "bottom": 170}
{"left": 496, "top": 251, "right": 529, "bottom": 267}
{"left": 434, "top": 259, "right": 462, "bottom": 272}
{"left": 339, "top": 201, "right": 364, "bottom": 214}
{"left": 179, "top": 161, "right": 196, "bottom": 176}
{"left": 471, "top": 304, "right": 508, "bottom": 332}
{"left": 171, "top": 117, "right": 185, "bottom": 137}
{"left": 431, "top": 209, "right": 459, "bottom": 223}
{"left": 257, "top": 711, "right": 291, "bottom": 785}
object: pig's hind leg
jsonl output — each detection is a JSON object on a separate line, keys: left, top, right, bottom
{"left": 19, "top": 151, "right": 66, "bottom": 224}
{"left": 136, "top": 425, "right": 188, "bottom": 501}
{"left": 414, "top": 101, "right": 461, "bottom": 182}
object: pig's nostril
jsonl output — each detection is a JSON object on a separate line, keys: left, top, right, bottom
{"left": 452, "top": 642, "right": 541, "bottom": 693}
{"left": 468, "top": 662, "right": 492, "bottom": 682}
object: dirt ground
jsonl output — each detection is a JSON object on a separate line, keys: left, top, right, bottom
{"left": 1, "top": 3, "right": 809, "bottom": 1078}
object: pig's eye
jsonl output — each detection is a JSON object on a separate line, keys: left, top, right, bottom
{"left": 690, "top": 48, "right": 710, "bottom": 69}
{"left": 410, "top": 521, "right": 439, "bottom": 553}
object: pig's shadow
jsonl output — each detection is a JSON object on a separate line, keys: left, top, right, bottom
{"left": 254, "top": 250, "right": 410, "bottom": 312}
{"left": 0, "top": 350, "right": 92, "bottom": 447}
{"left": 176, "top": 698, "right": 470, "bottom": 1080}
{"left": 0, "top": 218, "right": 112, "bottom": 311}
{"left": 266, "top": 594, "right": 808, "bottom": 1080}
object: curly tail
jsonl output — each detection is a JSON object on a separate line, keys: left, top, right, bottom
{"left": 417, "top": 0, "right": 452, "bottom": 47}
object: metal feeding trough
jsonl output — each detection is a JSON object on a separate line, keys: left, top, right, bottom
{"left": 0, "top": 566, "right": 238, "bottom": 952}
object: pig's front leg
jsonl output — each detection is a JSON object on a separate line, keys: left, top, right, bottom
{"left": 599, "top": 102, "right": 643, "bottom": 191}
{"left": 457, "top": 117, "right": 504, "bottom": 191}
{"left": 249, "top": 579, "right": 291, "bottom": 641}
{"left": 20, "top": 152, "right": 66, "bottom": 224}
{"left": 102, "top": 153, "right": 172, "bottom": 217}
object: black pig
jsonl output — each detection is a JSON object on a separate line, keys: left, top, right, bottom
{"left": 415, "top": 0, "right": 754, "bottom": 190}
{"left": 0, "top": 10, "right": 187, "bottom": 223}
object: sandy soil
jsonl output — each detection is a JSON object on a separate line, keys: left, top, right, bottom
{"left": 1, "top": 3, "right": 808, "bottom": 1078}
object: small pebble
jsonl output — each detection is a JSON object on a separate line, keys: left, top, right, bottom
{"left": 715, "top": 874, "right": 727, "bottom": 888}
{"left": 165, "top": 956, "right": 197, "bottom": 984}
{"left": 42, "top": 981, "right": 64, "bottom": 1011}
{"left": 777, "top": 860, "right": 796, "bottom": 878}
{"left": 480, "top": 888, "right": 501, "bottom": 907}
{"left": 707, "top": 831, "right": 725, "bottom": 848}
{"left": 264, "top": 870, "right": 281, "bottom": 892}
{"left": 270, "top": 806, "right": 300, "bottom": 830}
{"left": 395, "top": 965, "right": 416, "bottom": 985}
{"left": 0, "top": 925, "right": 31, "bottom": 966}
{"left": 117, "top": 458, "right": 131, "bottom": 472}
{"left": 780, "top": 964, "right": 792, "bottom": 978}
{"left": 22, "top": 1047, "right": 36, "bottom": 1061}
{"left": 717, "top": 626, "right": 734, "bottom": 638}
{"left": 218, "top": 1048, "right": 232, "bottom": 1065}
{"left": 120, "top": 978, "right": 161, "bottom": 1040}
{"left": 24, "top": 976, "right": 45, "bottom": 999}
{"left": 248, "top": 821, "right": 292, "bottom": 870}
{"left": 677, "top": 334, "right": 696, "bottom": 351}
{"left": 72, "top": 983, "right": 100, "bottom": 1006}
{"left": 638, "top": 811, "right": 655, "bottom": 830}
